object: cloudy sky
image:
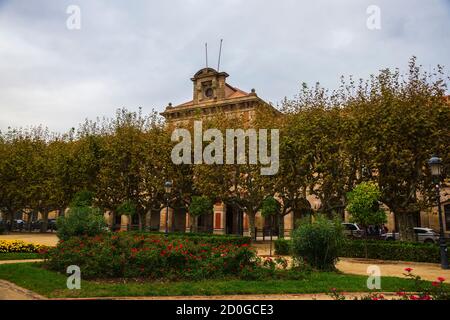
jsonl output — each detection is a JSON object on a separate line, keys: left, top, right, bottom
{"left": 1, "top": 0, "right": 449, "bottom": 132}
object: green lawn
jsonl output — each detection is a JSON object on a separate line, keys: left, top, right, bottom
{"left": 0, "top": 262, "right": 438, "bottom": 298}
{"left": 0, "top": 253, "right": 42, "bottom": 260}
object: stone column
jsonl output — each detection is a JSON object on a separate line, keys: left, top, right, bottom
{"left": 243, "top": 213, "right": 250, "bottom": 237}
{"left": 213, "top": 202, "right": 226, "bottom": 235}
{"left": 284, "top": 212, "right": 293, "bottom": 238}
{"left": 104, "top": 211, "right": 113, "bottom": 227}
{"left": 185, "top": 212, "right": 191, "bottom": 233}
{"left": 159, "top": 207, "right": 174, "bottom": 233}
{"left": 120, "top": 215, "right": 129, "bottom": 231}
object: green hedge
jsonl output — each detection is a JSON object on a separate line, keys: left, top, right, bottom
{"left": 274, "top": 239, "right": 290, "bottom": 255}
{"left": 131, "top": 231, "right": 251, "bottom": 246}
{"left": 275, "top": 238, "right": 448, "bottom": 264}
{"left": 341, "top": 240, "right": 447, "bottom": 263}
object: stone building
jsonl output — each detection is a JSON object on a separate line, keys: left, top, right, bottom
{"left": 159, "top": 67, "right": 284, "bottom": 237}
{"left": 161, "top": 67, "right": 265, "bottom": 126}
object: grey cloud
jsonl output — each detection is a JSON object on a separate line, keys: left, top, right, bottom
{"left": 0, "top": 0, "right": 449, "bottom": 132}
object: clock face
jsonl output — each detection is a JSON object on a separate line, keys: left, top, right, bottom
{"left": 204, "top": 87, "right": 214, "bottom": 98}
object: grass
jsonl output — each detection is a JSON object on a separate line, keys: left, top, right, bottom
{"left": 0, "top": 253, "right": 42, "bottom": 260}
{"left": 0, "top": 262, "right": 441, "bottom": 299}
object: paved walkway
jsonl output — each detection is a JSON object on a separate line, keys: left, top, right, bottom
{"left": 0, "top": 259, "right": 44, "bottom": 265}
{"left": 254, "top": 242, "right": 450, "bottom": 283}
{"left": 0, "top": 280, "right": 46, "bottom": 300}
{"left": 64, "top": 292, "right": 399, "bottom": 300}
{"left": 337, "top": 258, "right": 450, "bottom": 283}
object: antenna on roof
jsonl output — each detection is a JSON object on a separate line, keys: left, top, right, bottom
{"left": 217, "top": 39, "right": 223, "bottom": 72}
{"left": 205, "top": 42, "right": 208, "bottom": 69}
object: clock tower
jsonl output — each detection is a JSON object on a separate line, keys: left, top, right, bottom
{"left": 191, "top": 68, "right": 229, "bottom": 103}
{"left": 161, "top": 67, "right": 271, "bottom": 126}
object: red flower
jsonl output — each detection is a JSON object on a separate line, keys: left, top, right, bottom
{"left": 409, "top": 295, "right": 419, "bottom": 300}
{"left": 437, "top": 277, "right": 445, "bottom": 283}
{"left": 432, "top": 281, "right": 440, "bottom": 287}
{"left": 404, "top": 267, "right": 413, "bottom": 273}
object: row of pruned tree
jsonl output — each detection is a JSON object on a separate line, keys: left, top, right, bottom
{"left": 0, "top": 57, "right": 448, "bottom": 240}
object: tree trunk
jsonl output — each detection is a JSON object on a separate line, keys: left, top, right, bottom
{"left": 40, "top": 210, "right": 49, "bottom": 233}
{"left": 138, "top": 213, "right": 143, "bottom": 231}
{"left": 248, "top": 212, "right": 256, "bottom": 241}
{"left": 278, "top": 214, "right": 285, "bottom": 239}
{"left": 145, "top": 210, "right": 151, "bottom": 231}
{"left": 7, "top": 211, "right": 14, "bottom": 232}
{"left": 396, "top": 210, "right": 417, "bottom": 241}
{"left": 191, "top": 215, "right": 199, "bottom": 233}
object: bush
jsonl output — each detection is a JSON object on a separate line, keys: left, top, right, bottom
{"left": 134, "top": 231, "right": 251, "bottom": 246}
{"left": 0, "top": 240, "right": 48, "bottom": 253}
{"left": 45, "top": 233, "right": 259, "bottom": 280}
{"left": 274, "top": 238, "right": 290, "bottom": 255}
{"left": 291, "top": 215, "right": 346, "bottom": 271}
{"left": 341, "top": 240, "right": 448, "bottom": 263}
{"left": 56, "top": 206, "right": 108, "bottom": 241}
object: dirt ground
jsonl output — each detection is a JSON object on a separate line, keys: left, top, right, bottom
{"left": 0, "top": 233, "right": 58, "bottom": 246}
{"left": 254, "top": 242, "right": 450, "bottom": 283}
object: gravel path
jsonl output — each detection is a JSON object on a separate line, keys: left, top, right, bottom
{"left": 0, "top": 280, "right": 46, "bottom": 300}
{"left": 0, "top": 233, "right": 58, "bottom": 246}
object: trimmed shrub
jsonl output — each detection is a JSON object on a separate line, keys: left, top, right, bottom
{"left": 341, "top": 240, "right": 448, "bottom": 263}
{"left": 45, "top": 233, "right": 258, "bottom": 280}
{"left": 274, "top": 238, "right": 290, "bottom": 255}
{"left": 134, "top": 231, "right": 251, "bottom": 246}
{"left": 56, "top": 206, "right": 108, "bottom": 241}
{"left": 291, "top": 216, "right": 346, "bottom": 271}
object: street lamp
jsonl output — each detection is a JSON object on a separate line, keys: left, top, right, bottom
{"left": 164, "top": 180, "right": 173, "bottom": 237}
{"left": 428, "top": 155, "right": 449, "bottom": 270}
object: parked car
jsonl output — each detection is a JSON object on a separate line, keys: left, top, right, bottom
{"left": 13, "top": 219, "right": 25, "bottom": 231}
{"left": 31, "top": 219, "right": 57, "bottom": 231}
{"left": 342, "top": 223, "right": 363, "bottom": 238}
{"left": 383, "top": 227, "right": 439, "bottom": 243}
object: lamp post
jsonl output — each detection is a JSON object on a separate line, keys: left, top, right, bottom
{"left": 428, "top": 155, "right": 449, "bottom": 270}
{"left": 164, "top": 180, "right": 173, "bottom": 237}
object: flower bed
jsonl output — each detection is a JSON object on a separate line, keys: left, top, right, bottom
{"left": 328, "top": 268, "right": 449, "bottom": 300}
{"left": 0, "top": 240, "right": 48, "bottom": 253}
{"left": 44, "top": 233, "right": 275, "bottom": 280}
